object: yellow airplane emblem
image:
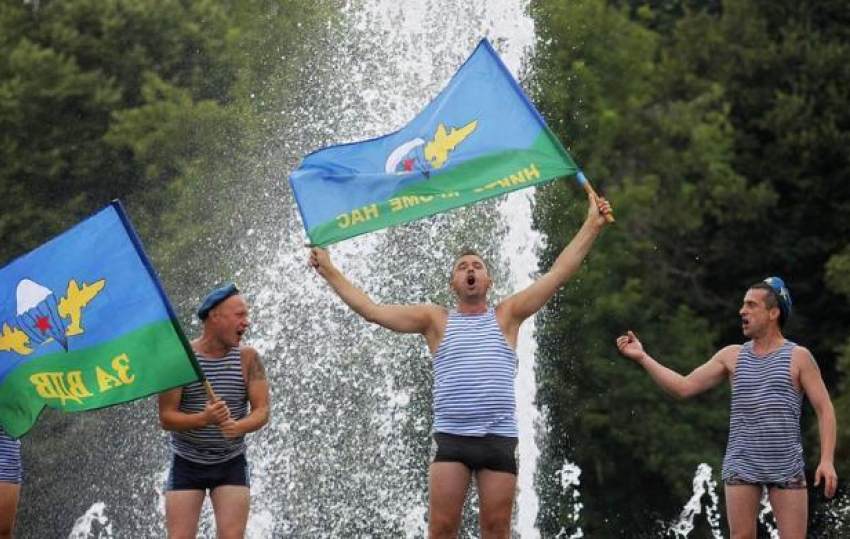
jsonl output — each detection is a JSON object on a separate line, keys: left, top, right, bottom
{"left": 0, "top": 323, "right": 30, "bottom": 355}
{"left": 58, "top": 279, "right": 105, "bottom": 336}
{"left": 424, "top": 120, "right": 478, "bottom": 169}
{"left": 1, "top": 278, "right": 106, "bottom": 356}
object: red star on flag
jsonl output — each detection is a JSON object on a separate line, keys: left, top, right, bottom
{"left": 403, "top": 159, "right": 414, "bottom": 172}
{"left": 35, "top": 316, "right": 51, "bottom": 333}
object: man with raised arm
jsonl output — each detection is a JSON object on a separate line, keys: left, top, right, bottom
{"left": 616, "top": 277, "right": 837, "bottom": 539}
{"left": 158, "top": 284, "right": 270, "bottom": 539}
{"left": 309, "top": 194, "right": 611, "bottom": 538}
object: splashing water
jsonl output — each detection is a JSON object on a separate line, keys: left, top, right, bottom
{"left": 68, "top": 502, "right": 112, "bottom": 539}
{"left": 175, "top": 0, "right": 542, "bottom": 536}
{"left": 45, "top": 0, "right": 543, "bottom": 530}
{"left": 758, "top": 491, "right": 779, "bottom": 538}
{"left": 669, "top": 464, "right": 723, "bottom": 538}
{"left": 235, "top": 0, "right": 542, "bottom": 535}
{"left": 554, "top": 461, "right": 584, "bottom": 539}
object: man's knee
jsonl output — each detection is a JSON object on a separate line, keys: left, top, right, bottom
{"left": 429, "top": 515, "right": 461, "bottom": 539}
{"left": 479, "top": 515, "right": 510, "bottom": 538}
{"left": 217, "top": 527, "right": 248, "bottom": 539}
{"left": 214, "top": 514, "right": 249, "bottom": 539}
{"left": 0, "top": 517, "right": 13, "bottom": 538}
{"left": 729, "top": 529, "right": 756, "bottom": 539}
{"left": 0, "top": 512, "right": 17, "bottom": 539}
{"left": 166, "top": 528, "right": 199, "bottom": 539}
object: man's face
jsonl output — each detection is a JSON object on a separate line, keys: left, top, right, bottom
{"left": 450, "top": 254, "right": 491, "bottom": 299}
{"left": 210, "top": 295, "right": 250, "bottom": 348}
{"left": 739, "top": 288, "right": 778, "bottom": 338}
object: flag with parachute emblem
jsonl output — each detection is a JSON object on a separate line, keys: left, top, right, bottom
{"left": 0, "top": 201, "right": 202, "bottom": 438}
{"left": 290, "top": 38, "right": 580, "bottom": 246}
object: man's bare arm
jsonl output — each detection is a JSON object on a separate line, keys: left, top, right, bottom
{"left": 221, "top": 347, "right": 270, "bottom": 439}
{"left": 796, "top": 346, "right": 838, "bottom": 497}
{"left": 308, "top": 247, "right": 444, "bottom": 342}
{"left": 499, "top": 195, "right": 611, "bottom": 329}
{"left": 616, "top": 331, "right": 734, "bottom": 399}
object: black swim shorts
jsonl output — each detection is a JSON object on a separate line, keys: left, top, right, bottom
{"left": 165, "top": 453, "right": 250, "bottom": 491}
{"left": 433, "top": 432, "right": 518, "bottom": 475}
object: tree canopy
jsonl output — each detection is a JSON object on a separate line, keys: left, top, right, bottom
{"left": 530, "top": 0, "right": 850, "bottom": 535}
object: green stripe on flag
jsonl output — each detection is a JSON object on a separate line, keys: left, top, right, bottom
{"left": 308, "top": 129, "right": 576, "bottom": 246}
{"left": 0, "top": 320, "right": 199, "bottom": 438}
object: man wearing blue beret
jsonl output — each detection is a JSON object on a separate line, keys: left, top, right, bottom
{"left": 617, "top": 277, "right": 837, "bottom": 539}
{"left": 158, "top": 284, "right": 270, "bottom": 539}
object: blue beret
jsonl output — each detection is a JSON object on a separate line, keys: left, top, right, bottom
{"left": 764, "top": 276, "right": 792, "bottom": 323}
{"left": 197, "top": 283, "right": 239, "bottom": 320}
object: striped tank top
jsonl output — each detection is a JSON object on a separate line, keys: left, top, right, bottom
{"left": 0, "top": 425, "right": 22, "bottom": 483}
{"left": 170, "top": 347, "right": 249, "bottom": 464}
{"left": 433, "top": 309, "right": 518, "bottom": 437}
{"left": 722, "top": 341, "right": 804, "bottom": 482}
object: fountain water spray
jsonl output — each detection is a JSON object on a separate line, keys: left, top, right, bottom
{"left": 553, "top": 460, "right": 584, "bottom": 539}
{"left": 67, "top": 502, "right": 112, "bottom": 539}
{"left": 669, "top": 463, "right": 723, "bottom": 538}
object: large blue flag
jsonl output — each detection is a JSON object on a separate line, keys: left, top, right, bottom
{"left": 290, "top": 38, "right": 579, "bottom": 246}
{"left": 0, "top": 202, "right": 201, "bottom": 438}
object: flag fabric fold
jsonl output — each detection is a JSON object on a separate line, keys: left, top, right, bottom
{"left": 0, "top": 201, "right": 200, "bottom": 438}
{"left": 290, "top": 38, "right": 579, "bottom": 246}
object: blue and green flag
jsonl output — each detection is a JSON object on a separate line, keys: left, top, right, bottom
{"left": 0, "top": 202, "right": 201, "bottom": 438}
{"left": 290, "top": 38, "right": 579, "bottom": 246}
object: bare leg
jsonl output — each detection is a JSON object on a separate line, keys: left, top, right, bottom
{"left": 165, "top": 490, "right": 206, "bottom": 539}
{"left": 476, "top": 469, "right": 516, "bottom": 539}
{"left": 429, "top": 462, "right": 472, "bottom": 539}
{"left": 210, "top": 485, "right": 250, "bottom": 539}
{"left": 767, "top": 487, "right": 807, "bottom": 539}
{"left": 0, "top": 483, "right": 20, "bottom": 539}
{"left": 725, "top": 484, "right": 762, "bottom": 539}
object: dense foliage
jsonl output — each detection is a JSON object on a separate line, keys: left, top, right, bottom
{"left": 529, "top": 0, "right": 850, "bottom": 535}
{"left": 0, "top": 0, "right": 332, "bottom": 292}
{"left": 0, "top": 0, "right": 335, "bottom": 534}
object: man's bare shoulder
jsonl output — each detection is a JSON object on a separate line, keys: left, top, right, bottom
{"left": 713, "top": 344, "right": 742, "bottom": 367}
{"left": 791, "top": 343, "right": 813, "bottom": 357}
{"left": 240, "top": 344, "right": 259, "bottom": 356}
{"left": 426, "top": 304, "right": 449, "bottom": 326}
{"left": 790, "top": 344, "right": 818, "bottom": 369}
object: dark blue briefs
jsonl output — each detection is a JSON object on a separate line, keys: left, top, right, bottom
{"left": 433, "top": 432, "right": 518, "bottom": 475}
{"left": 166, "top": 452, "right": 250, "bottom": 491}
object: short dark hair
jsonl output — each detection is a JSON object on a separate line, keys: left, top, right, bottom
{"left": 452, "top": 248, "right": 489, "bottom": 273}
{"left": 748, "top": 282, "right": 785, "bottom": 327}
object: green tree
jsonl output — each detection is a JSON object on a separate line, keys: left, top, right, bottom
{"left": 527, "top": 0, "right": 850, "bottom": 535}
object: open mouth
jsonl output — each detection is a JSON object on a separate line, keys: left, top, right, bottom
{"left": 466, "top": 275, "right": 476, "bottom": 286}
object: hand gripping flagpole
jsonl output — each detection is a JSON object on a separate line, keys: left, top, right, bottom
{"left": 577, "top": 170, "right": 615, "bottom": 223}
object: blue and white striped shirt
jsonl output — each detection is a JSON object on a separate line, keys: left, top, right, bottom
{"left": 433, "top": 309, "right": 518, "bottom": 437}
{"left": 170, "top": 347, "right": 249, "bottom": 464}
{"left": 722, "top": 341, "right": 804, "bottom": 482}
{"left": 0, "top": 425, "right": 22, "bottom": 484}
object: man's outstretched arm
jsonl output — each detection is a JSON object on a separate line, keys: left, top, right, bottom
{"left": 309, "top": 248, "right": 444, "bottom": 341}
{"left": 616, "top": 331, "right": 732, "bottom": 399}
{"left": 499, "top": 194, "right": 611, "bottom": 329}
